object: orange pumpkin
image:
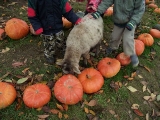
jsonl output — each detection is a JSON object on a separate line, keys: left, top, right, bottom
{"left": 149, "top": 29, "right": 160, "bottom": 38}
{"left": 116, "top": 52, "right": 131, "bottom": 66}
{"left": 0, "top": 82, "right": 17, "bottom": 109}
{"left": 54, "top": 74, "right": 83, "bottom": 105}
{"left": 97, "top": 57, "right": 121, "bottom": 78}
{"left": 137, "top": 33, "right": 154, "bottom": 46}
{"left": 145, "top": 0, "right": 154, "bottom": 4}
{"left": 104, "top": 6, "right": 113, "bottom": 17}
{"left": 0, "top": 28, "right": 6, "bottom": 40}
{"left": 134, "top": 39, "right": 145, "bottom": 56}
{"left": 23, "top": 83, "right": 51, "bottom": 108}
{"left": 78, "top": 68, "right": 104, "bottom": 94}
{"left": 154, "top": 8, "right": 160, "bottom": 14}
{"left": 148, "top": 3, "right": 158, "bottom": 8}
{"left": 62, "top": 17, "right": 73, "bottom": 29}
{"left": 5, "top": 18, "right": 29, "bottom": 40}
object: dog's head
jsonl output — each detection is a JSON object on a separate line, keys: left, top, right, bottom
{"left": 56, "top": 59, "right": 81, "bottom": 75}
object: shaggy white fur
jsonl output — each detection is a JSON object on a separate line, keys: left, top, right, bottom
{"left": 56, "top": 14, "right": 104, "bottom": 74}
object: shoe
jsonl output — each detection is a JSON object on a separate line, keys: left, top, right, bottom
{"left": 130, "top": 54, "right": 139, "bottom": 67}
{"left": 105, "top": 47, "right": 113, "bottom": 56}
{"left": 45, "top": 57, "right": 55, "bottom": 64}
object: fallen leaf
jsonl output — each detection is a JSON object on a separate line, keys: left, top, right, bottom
{"left": 131, "top": 72, "right": 136, "bottom": 78}
{"left": 12, "top": 62, "right": 24, "bottom": 68}
{"left": 84, "top": 107, "right": 89, "bottom": 113}
{"left": 142, "top": 85, "right": 147, "bottom": 92}
{"left": 128, "top": 77, "right": 134, "bottom": 81}
{"left": 138, "top": 75, "right": 143, "bottom": 78}
{"left": 109, "top": 110, "right": 116, "bottom": 115}
{"left": 131, "top": 104, "right": 139, "bottom": 109}
{"left": 144, "top": 66, "right": 151, "bottom": 72}
{"left": 56, "top": 103, "right": 64, "bottom": 111}
{"left": 50, "top": 109, "right": 60, "bottom": 114}
{"left": 89, "top": 110, "right": 96, "bottom": 115}
{"left": 58, "top": 112, "right": 63, "bottom": 119}
{"left": 37, "top": 115, "right": 49, "bottom": 119}
{"left": 156, "top": 94, "right": 160, "bottom": 101}
{"left": 133, "top": 109, "right": 144, "bottom": 116}
{"left": 64, "top": 114, "right": 69, "bottom": 119}
{"left": 127, "top": 86, "right": 138, "bottom": 92}
{"left": 0, "top": 47, "right": 10, "bottom": 53}
{"left": 17, "top": 77, "right": 28, "bottom": 84}
{"left": 62, "top": 104, "right": 68, "bottom": 111}
{"left": 87, "top": 99, "right": 97, "bottom": 107}
{"left": 143, "top": 96, "right": 151, "bottom": 101}
{"left": 146, "top": 113, "right": 149, "bottom": 120}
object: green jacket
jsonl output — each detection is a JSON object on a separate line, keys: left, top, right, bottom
{"left": 97, "top": 0, "right": 145, "bottom": 25}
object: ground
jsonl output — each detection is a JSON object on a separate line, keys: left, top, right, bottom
{"left": 0, "top": 0, "right": 160, "bottom": 120}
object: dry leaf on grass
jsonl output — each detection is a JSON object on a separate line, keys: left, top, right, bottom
{"left": 133, "top": 109, "right": 144, "bottom": 116}
{"left": 87, "top": 99, "right": 97, "bottom": 106}
{"left": 127, "top": 86, "right": 138, "bottom": 92}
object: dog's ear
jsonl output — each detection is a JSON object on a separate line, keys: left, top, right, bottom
{"left": 56, "top": 59, "right": 64, "bottom": 66}
{"left": 73, "top": 66, "right": 81, "bottom": 74}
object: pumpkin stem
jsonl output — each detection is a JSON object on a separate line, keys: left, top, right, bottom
{"left": 86, "top": 74, "right": 91, "bottom": 79}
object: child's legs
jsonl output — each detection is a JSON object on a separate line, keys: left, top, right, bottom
{"left": 55, "top": 30, "right": 65, "bottom": 48}
{"left": 109, "top": 25, "right": 124, "bottom": 50}
{"left": 42, "top": 35, "right": 56, "bottom": 59}
{"left": 122, "top": 27, "right": 136, "bottom": 56}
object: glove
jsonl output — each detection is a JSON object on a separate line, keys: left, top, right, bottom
{"left": 91, "top": 11, "right": 101, "bottom": 19}
{"left": 126, "top": 21, "right": 135, "bottom": 31}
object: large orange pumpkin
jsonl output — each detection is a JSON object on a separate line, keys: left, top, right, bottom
{"left": 78, "top": 68, "right": 104, "bottom": 94}
{"left": 97, "top": 57, "right": 121, "bottom": 78}
{"left": 134, "top": 39, "right": 145, "bottom": 56}
{"left": 5, "top": 18, "right": 29, "bottom": 40}
{"left": 62, "top": 17, "right": 73, "bottom": 29}
{"left": 23, "top": 83, "right": 51, "bottom": 108}
{"left": 137, "top": 33, "right": 154, "bottom": 46}
{"left": 149, "top": 29, "right": 160, "bottom": 38}
{"left": 0, "top": 82, "right": 17, "bottom": 109}
{"left": 54, "top": 74, "right": 83, "bottom": 105}
{"left": 0, "top": 28, "right": 6, "bottom": 40}
{"left": 116, "top": 52, "right": 131, "bottom": 66}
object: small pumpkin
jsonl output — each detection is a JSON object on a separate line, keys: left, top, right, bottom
{"left": 23, "top": 83, "right": 51, "bottom": 108}
{"left": 78, "top": 68, "right": 104, "bottom": 94}
{"left": 145, "top": 0, "right": 154, "bottom": 4}
{"left": 154, "top": 8, "right": 160, "bottom": 14}
{"left": 116, "top": 52, "right": 131, "bottom": 66}
{"left": 97, "top": 57, "right": 121, "bottom": 78}
{"left": 54, "top": 74, "right": 83, "bottom": 105}
{"left": 135, "top": 39, "right": 145, "bottom": 56}
{"left": 148, "top": 3, "right": 158, "bottom": 8}
{"left": 0, "top": 82, "right": 17, "bottom": 109}
{"left": 62, "top": 17, "right": 73, "bottom": 29}
{"left": 104, "top": 6, "right": 113, "bottom": 17}
{"left": 149, "top": 29, "right": 160, "bottom": 38}
{"left": 137, "top": 33, "right": 154, "bottom": 46}
{"left": 5, "top": 18, "right": 29, "bottom": 40}
{"left": 0, "top": 28, "right": 6, "bottom": 40}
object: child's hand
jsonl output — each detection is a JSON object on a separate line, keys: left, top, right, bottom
{"left": 126, "top": 22, "right": 135, "bottom": 31}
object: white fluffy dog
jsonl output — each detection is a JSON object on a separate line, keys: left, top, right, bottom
{"left": 56, "top": 14, "right": 104, "bottom": 74}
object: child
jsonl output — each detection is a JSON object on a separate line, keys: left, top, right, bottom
{"left": 28, "top": 0, "right": 81, "bottom": 64}
{"left": 90, "top": 0, "right": 145, "bottom": 67}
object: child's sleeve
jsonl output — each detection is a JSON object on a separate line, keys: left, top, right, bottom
{"left": 28, "top": 0, "right": 43, "bottom": 35}
{"left": 129, "top": 0, "right": 145, "bottom": 25}
{"left": 61, "top": 0, "right": 81, "bottom": 24}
